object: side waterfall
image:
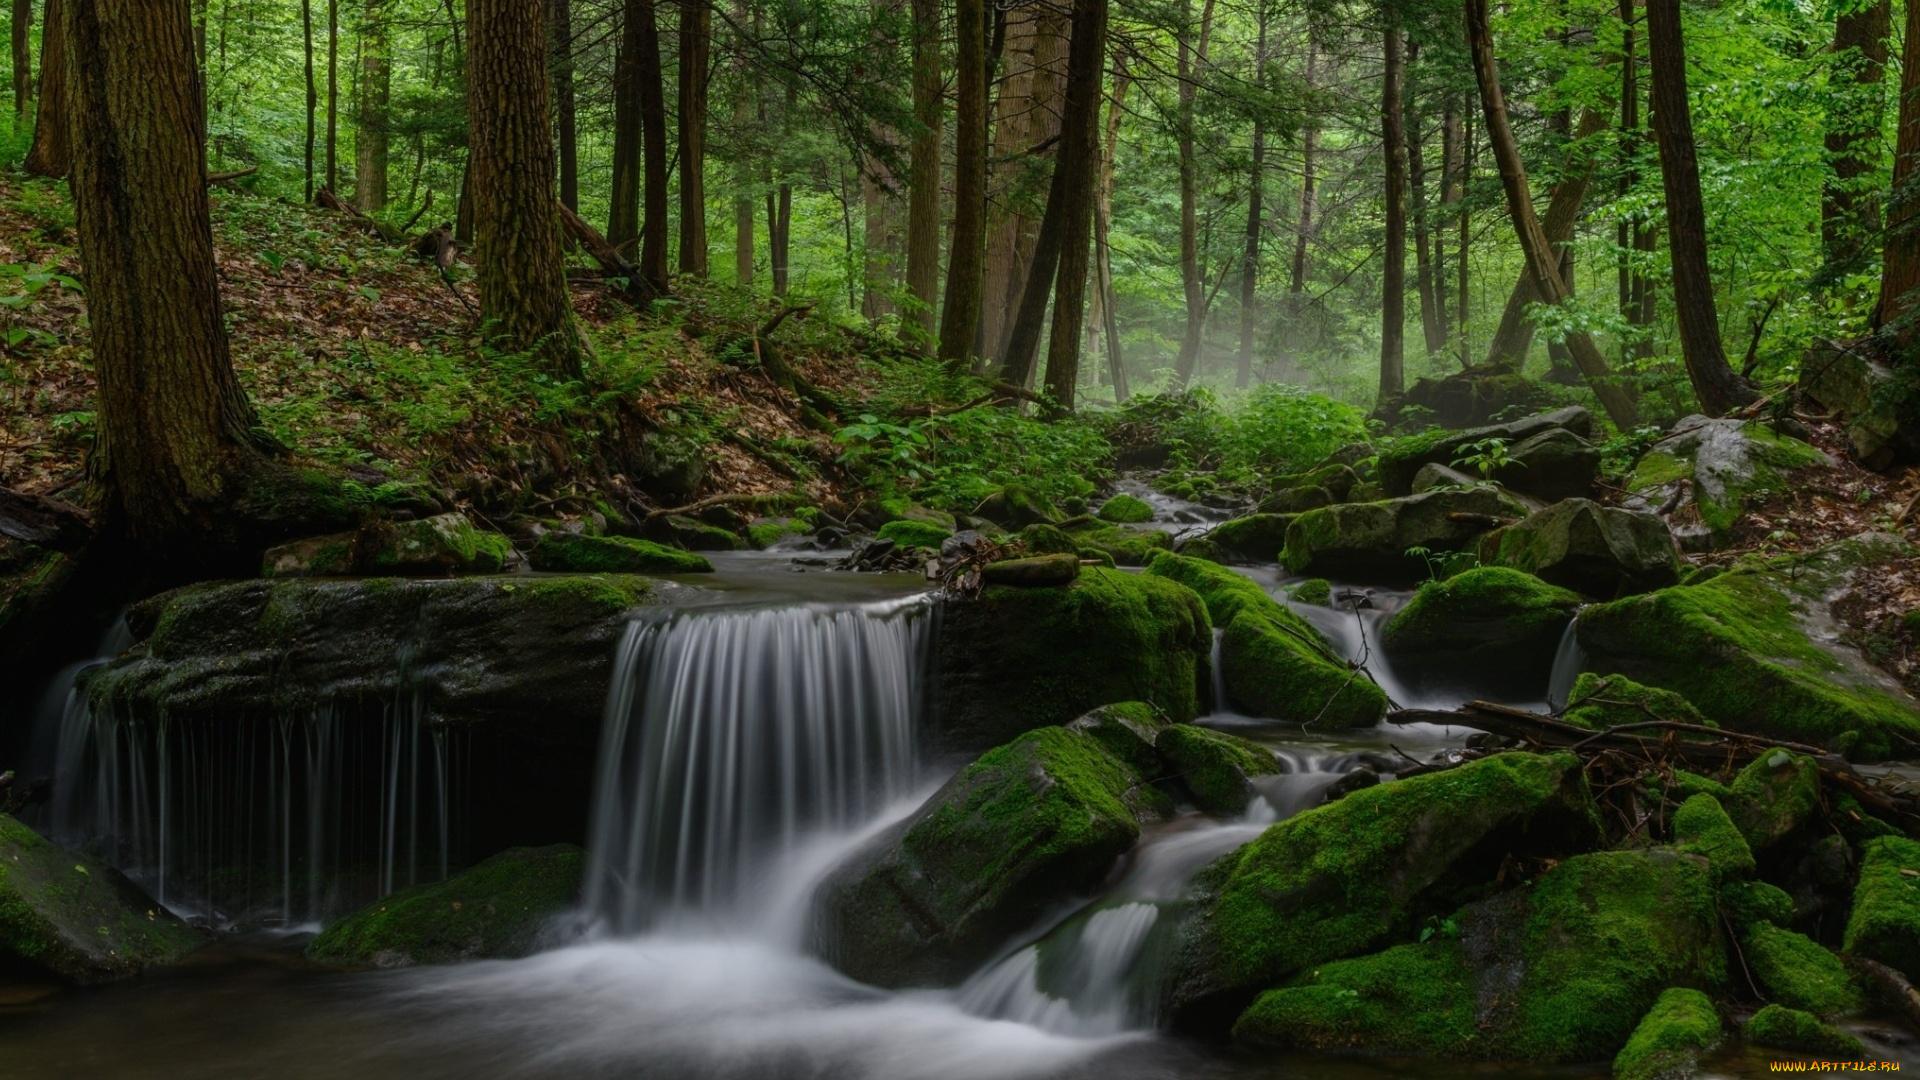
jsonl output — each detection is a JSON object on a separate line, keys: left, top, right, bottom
{"left": 582, "top": 596, "right": 933, "bottom": 933}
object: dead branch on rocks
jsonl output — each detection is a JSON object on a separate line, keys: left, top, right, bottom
{"left": 0, "top": 486, "right": 91, "bottom": 550}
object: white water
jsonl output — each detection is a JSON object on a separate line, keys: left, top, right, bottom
{"left": 1546, "top": 617, "right": 1589, "bottom": 710}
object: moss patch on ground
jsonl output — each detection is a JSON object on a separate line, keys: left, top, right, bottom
{"left": 1744, "top": 1005, "right": 1863, "bottom": 1057}
{"left": 1742, "top": 924, "right": 1861, "bottom": 1017}
{"left": 1095, "top": 494, "right": 1155, "bottom": 524}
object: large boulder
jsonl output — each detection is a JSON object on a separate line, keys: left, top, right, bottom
{"left": 0, "top": 814, "right": 204, "bottom": 983}
{"left": 1232, "top": 848, "right": 1724, "bottom": 1063}
{"left": 1622, "top": 417, "right": 1829, "bottom": 549}
{"left": 813, "top": 726, "right": 1156, "bottom": 988}
{"left": 1801, "top": 340, "right": 1920, "bottom": 470}
{"left": 1166, "top": 751, "right": 1599, "bottom": 1029}
{"left": 1393, "top": 365, "right": 1553, "bottom": 430}
{"left": 1156, "top": 724, "right": 1282, "bottom": 816}
{"left": 1477, "top": 499, "right": 1681, "bottom": 598}
{"left": 307, "top": 844, "right": 584, "bottom": 968}
{"left": 1279, "top": 487, "right": 1529, "bottom": 581}
{"left": 1575, "top": 535, "right": 1920, "bottom": 759}
{"left": 1490, "top": 427, "right": 1602, "bottom": 502}
{"left": 1380, "top": 567, "right": 1581, "bottom": 697}
{"left": 1377, "top": 406, "right": 1594, "bottom": 496}
{"left": 1611, "top": 988, "right": 1723, "bottom": 1080}
{"left": 972, "top": 486, "right": 1061, "bottom": 529}
{"left": 264, "top": 513, "right": 514, "bottom": 578}
{"left": 1843, "top": 835, "right": 1920, "bottom": 980}
{"left": 934, "top": 566, "right": 1210, "bottom": 750}
{"left": 1145, "top": 553, "right": 1386, "bottom": 729}
{"left": 527, "top": 532, "right": 713, "bottom": 573}
{"left": 1200, "top": 514, "right": 1294, "bottom": 563}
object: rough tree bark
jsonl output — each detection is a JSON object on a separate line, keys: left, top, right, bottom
{"left": 302, "top": 0, "right": 316, "bottom": 200}
{"left": 1039, "top": 0, "right": 1108, "bottom": 413}
{"left": 1093, "top": 52, "right": 1130, "bottom": 398}
{"left": 904, "top": 0, "right": 942, "bottom": 348}
{"left": 1485, "top": 107, "right": 1612, "bottom": 367}
{"left": 677, "top": 0, "right": 709, "bottom": 276}
{"left": 1823, "top": 0, "right": 1889, "bottom": 270}
{"left": 12, "top": 0, "right": 31, "bottom": 119}
{"left": 354, "top": 0, "right": 390, "bottom": 213}
{"left": 937, "top": 0, "right": 987, "bottom": 369}
{"left": 1171, "top": 0, "right": 1217, "bottom": 387}
{"left": 549, "top": 0, "right": 578, "bottom": 211}
{"left": 467, "top": 0, "right": 582, "bottom": 372}
{"left": 1880, "top": 0, "right": 1920, "bottom": 347}
{"left": 1284, "top": 32, "right": 1319, "bottom": 365}
{"left": 1380, "top": 25, "right": 1407, "bottom": 398}
{"left": 1237, "top": 6, "right": 1266, "bottom": 389}
{"left": 23, "top": 0, "right": 65, "bottom": 177}
{"left": 609, "top": 0, "right": 643, "bottom": 247}
{"left": 1406, "top": 42, "right": 1445, "bottom": 359}
{"left": 1645, "top": 0, "right": 1756, "bottom": 414}
{"left": 1465, "top": 0, "right": 1639, "bottom": 428}
{"left": 981, "top": 10, "right": 1063, "bottom": 367}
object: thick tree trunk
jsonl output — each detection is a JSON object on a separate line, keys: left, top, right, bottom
{"left": 904, "top": 0, "right": 942, "bottom": 348}
{"left": 25, "top": 0, "right": 66, "bottom": 177}
{"left": 1485, "top": 107, "right": 1612, "bottom": 367}
{"left": 550, "top": 0, "right": 578, "bottom": 211}
{"left": 1237, "top": 6, "right": 1267, "bottom": 389}
{"left": 981, "top": 10, "right": 1062, "bottom": 366}
{"left": 1380, "top": 26, "right": 1407, "bottom": 398}
{"left": 1645, "top": 0, "right": 1755, "bottom": 414}
{"left": 1465, "top": 0, "right": 1639, "bottom": 428}
{"left": 609, "top": 0, "right": 643, "bottom": 250}
{"left": 1824, "top": 0, "right": 1890, "bottom": 270}
{"left": 64, "top": 0, "right": 269, "bottom": 554}
{"left": 1406, "top": 44, "right": 1444, "bottom": 359}
{"left": 12, "top": 0, "right": 31, "bottom": 119}
{"left": 354, "top": 0, "right": 390, "bottom": 214}
{"left": 467, "top": 0, "right": 582, "bottom": 371}
{"left": 937, "top": 0, "right": 987, "bottom": 369}
{"left": 1879, "top": 0, "right": 1920, "bottom": 345}
{"left": 677, "top": 0, "right": 709, "bottom": 276}
{"left": 1171, "top": 0, "right": 1217, "bottom": 387}
{"left": 637, "top": 0, "right": 669, "bottom": 291}
{"left": 1285, "top": 33, "right": 1319, "bottom": 361}
{"left": 1040, "top": 0, "right": 1107, "bottom": 413}
{"left": 1094, "top": 53, "right": 1129, "bottom": 396}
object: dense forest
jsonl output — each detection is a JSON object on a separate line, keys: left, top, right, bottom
{"left": 1, "top": 1, "right": 1920, "bottom": 1076}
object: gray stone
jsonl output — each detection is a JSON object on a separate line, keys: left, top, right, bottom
{"left": 1378, "top": 406, "right": 1596, "bottom": 496}
{"left": 1280, "top": 487, "right": 1530, "bottom": 580}
{"left": 1801, "top": 341, "right": 1920, "bottom": 470}
{"left": 1477, "top": 499, "right": 1681, "bottom": 597}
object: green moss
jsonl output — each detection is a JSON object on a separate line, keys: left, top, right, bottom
{"left": 1612, "top": 988, "right": 1721, "bottom": 1080}
{"left": 506, "top": 572, "right": 655, "bottom": 614}
{"left": 1065, "top": 701, "right": 1170, "bottom": 775}
{"left": 308, "top": 845, "right": 583, "bottom": 967}
{"left": 528, "top": 532, "right": 713, "bottom": 574}
{"left": 1096, "top": 494, "right": 1155, "bottom": 523}
{"left": 1158, "top": 724, "right": 1280, "bottom": 815}
{"left": 1563, "top": 673, "right": 1711, "bottom": 731}
{"left": 1068, "top": 523, "right": 1175, "bottom": 566}
{"left": 1020, "top": 522, "right": 1084, "bottom": 557}
{"left": 363, "top": 514, "right": 513, "bottom": 574}
{"left": 1842, "top": 835, "right": 1920, "bottom": 980}
{"left": 1744, "top": 1005, "right": 1863, "bottom": 1057}
{"left": 1146, "top": 550, "right": 1292, "bottom": 629}
{"left": 1672, "top": 793, "right": 1754, "bottom": 879}
{"left": 1720, "top": 879, "right": 1795, "bottom": 931}
{"left": 747, "top": 520, "right": 810, "bottom": 549}
{"left": 1743, "top": 924, "right": 1861, "bottom": 1017}
{"left": 878, "top": 519, "right": 953, "bottom": 551}
{"left": 1235, "top": 939, "right": 1481, "bottom": 1054}
{"left": 1203, "top": 514, "right": 1295, "bottom": 562}
{"left": 1380, "top": 566, "right": 1579, "bottom": 667}
{"left": 1288, "top": 578, "right": 1332, "bottom": 606}
{"left": 1668, "top": 769, "right": 1733, "bottom": 801}
{"left": 1726, "top": 751, "right": 1821, "bottom": 851}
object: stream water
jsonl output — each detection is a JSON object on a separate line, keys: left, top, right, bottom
{"left": 3, "top": 550, "right": 1914, "bottom": 1078}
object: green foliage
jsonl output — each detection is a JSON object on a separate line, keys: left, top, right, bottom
{"left": 1450, "top": 437, "right": 1516, "bottom": 481}
{"left": 1133, "top": 386, "right": 1368, "bottom": 492}
{"left": 834, "top": 400, "right": 1110, "bottom": 510}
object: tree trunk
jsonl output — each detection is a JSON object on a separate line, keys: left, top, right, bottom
{"left": 1285, "top": 32, "right": 1319, "bottom": 360}
{"left": 24, "top": 0, "right": 65, "bottom": 177}
{"left": 550, "top": 0, "right": 578, "bottom": 212}
{"left": 609, "top": 0, "right": 643, "bottom": 250}
{"left": 677, "top": 0, "right": 709, "bottom": 276}
{"left": 326, "top": 0, "right": 338, "bottom": 190}
{"left": 64, "top": 0, "right": 270, "bottom": 557}
{"left": 1039, "top": 0, "right": 1107, "bottom": 413}
{"left": 1465, "top": 0, "right": 1639, "bottom": 428}
{"left": 1237, "top": 5, "right": 1267, "bottom": 389}
{"left": 1484, "top": 107, "right": 1612, "bottom": 367}
{"left": 1823, "top": 0, "right": 1889, "bottom": 270}
{"left": 467, "top": 0, "right": 582, "bottom": 372}
{"left": 1171, "top": 0, "right": 1217, "bottom": 387}
{"left": 354, "top": 0, "right": 390, "bottom": 214}
{"left": 302, "top": 0, "right": 315, "bottom": 201}
{"left": 1619, "top": 0, "right": 1648, "bottom": 363}
{"left": 12, "top": 0, "right": 31, "bottom": 119}
{"left": 902, "top": 0, "right": 942, "bottom": 348}
{"left": 1095, "top": 199, "right": 1127, "bottom": 400}
{"left": 1439, "top": 99, "right": 1462, "bottom": 342}
{"left": 1457, "top": 109, "right": 1473, "bottom": 366}
{"left": 1406, "top": 43, "right": 1444, "bottom": 359}
{"left": 980, "top": 10, "right": 1062, "bottom": 366}
{"left": 1645, "top": 0, "right": 1755, "bottom": 414}
{"left": 1380, "top": 25, "right": 1407, "bottom": 398}
{"left": 769, "top": 181, "right": 792, "bottom": 295}
{"left": 732, "top": 0, "right": 752, "bottom": 288}
{"left": 937, "top": 0, "right": 987, "bottom": 368}
{"left": 735, "top": 193, "right": 754, "bottom": 287}
{"left": 1880, "top": 0, "right": 1920, "bottom": 346}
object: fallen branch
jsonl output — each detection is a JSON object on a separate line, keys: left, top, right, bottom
{"left": 1845, "top": 956, "right": 1920, "bottom": 1031}
{"left": 400, "top": 191, "right": 435, "bottom": 235}
{"left": 758, "top": 303, "right": 816, "bottom": 339}
{"left": 557, "top": 202, "right": 657, "bottom": 305}
{"left": 644, "top": 492, "right": 793, "bottom": 521}
{"left": 206, "top": 166, "right": 257, "bottom": 185}
{"left": 0, "top": 487, "right": 91, "bottom": 550}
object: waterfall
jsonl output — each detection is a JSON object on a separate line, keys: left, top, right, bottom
{"left": 582, "top": 596, "right": 933, "bottom": 934}
{"left": 1546, "top": 617, "right": 1588, "bottom": 711}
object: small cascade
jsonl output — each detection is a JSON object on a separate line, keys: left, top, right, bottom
{"left": 583, "top": 597, "right": 933, "bottom": 934}
{"left": 1546, "top": 618, "right": 1588, "bottom": 711}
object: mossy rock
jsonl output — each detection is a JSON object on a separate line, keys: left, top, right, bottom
{"left": 1742, "top": 924, "right": 1861, "bottom": 1017}
{"left": 1287, "top": 578, "right": 1332, "bottom": 606}
{"left": 1726, "top": 750, "right": 1821, "bottom": 852}
{"left": 877, "top": 519, "right": 954, "bottom": 551}
{"left": 1235, "top": 847, "right": 1723, "bottom": 1062}
{"left": 1259, "top": 486, "right": 1334, "bottom": 514}
{"left": 1611, "top": 988, "right": 1722, "bottom": 1080}
{"left": 1576, "top": 535, "right": 1920, "bottom": 759}
{"left": 1280, "top": 487, "right": 1529, "bottom": 581}
{"left": 307, "top": 844, "right": 583, "bottom": 968}
{"left": 265, "top": 513, "right": 515, "bottom": 578}
{"left": 934, "top": 566, "right": 1210, "bottom": 751}
{"left": 1376, "top": 406, "right": 1595, "bottom": 496}
{"left": 528, "top": 532, "right": 713, "bottom": 573}
{"left": 1201, "top": 514, "right": 1295, "bottom": 563}
{"left": 1477, "top": 499, "right": 1681, "bottom": 598}
{"left": 648, "top": 513, "right": 744, "bottom": 551}
{"left": 0, "top": 814, "right": 204, "bottom": 984}
{"left": 1624, "top": 416, "right": 1830, "bottom": 547}
{"left": 1379, "top": 567, "right": 1580, "bottom": 697}
{"left": 1262, "top": 464, "right": 1361, "bottom": 509}
{"left": 1019, "top": 522, "right": 1081, "bottom": 556}
{"left": 814, "top": 726, "right": 1153, "bottom": 988}
{"left": 1066, "top": 522, "right": 1175, "bottom": 567}
{"left": 1720, "top": 879, "right": 1795, "bottom": 932}
{"left": 746, "top": 518, "right": 810, "bottom": 549}
{"left": 981, "top": 553, "right": 1081, "bottom": 587}
{"left": 1563, "top": 673, "right": 1711, "bottom": 731}
{"left": 1145, "top": 552, "right": 1386, "bottom": 729}
{"left": 1095, "top": 494, "right": 1155, "bottom": 524}
{"left": 1064, "top": 701, "right": 1172, "bottom": 776}
{"left": 1744, "top": 1005, "right": 1863, "bottom": 1057}
{"left": 972, "top": 486, "right": 1061, "bottom": 529}
{"left": 1158, "top": 724, "right": 1280, "bottom": 816}
{"left": 1671, "top": 792, "right": 1754, "bottom": 880}
{"left": 1168, "top": 751, "right": 1600, "bottom": 1029}
{"left": 1842, "top": 835, "right": 1920, "bottom": 980}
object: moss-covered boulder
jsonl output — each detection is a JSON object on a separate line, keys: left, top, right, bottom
{"left": 1158, "top": 724, "right": 1280, "bottom": 815}
{"left": 1280, "top": 487, "right": 1529, "bottom": 580}
{"left": 0, "top": 814, "right": 204, "bottom": 983}
{"left": 1096, "top": 494, "right": 1155, "bottom": 524}
{"left": 972, "top": 486, "right": 1061, "bottom": 529}
{"left": 1478, "top": 499, "right": 1681, "bottom": 598}
{"left": 980, "top": 553, "right": 1081, "bottom": 587}
{"left": 527, "top": 532, "right": 713, "bottom": 573}
{"left": 1377, "top": 406, "right": 1595, "bottom": 495}
{"left": 1612, "top": 988, "right": 1722, "bottom": 1080}
{"left": 1801, "top": 341, "right": 1920, "bottom": 470}
{"left": 1576, "top": 535, "right": 1920, "bottom": 759}
{"left": 1720, "top": 879, "right": 1795, "bottom": 932}
{"left": 1201, "top": 514, "right": 1294, "bottom": 563}
{"left": 1624, "top": 417, "right": 1829, "bottom": 548}
{"left": 1562, "top": 673, "right": 1711, "bottom": 731}
{"left": 1379, "top": 567, "right": 1580, "bottom": 695}
{"left": 814, "top": 726, "right": 1154, "bottom": 988}
{"left": 1742, "top": 924, "right": 1861, "bottom": 1017}
{"left": 1744, "top": 1004, "right": 1863, "bottom": 1057}
{"left": 1287, "top": 578, "right": 1333, "bottom": 606}
{"left": 1726, "top": 751, "right": 1822, "bottom": 852}
{"left": 1168, "top": 751, "right": 1599, "bottom": 1029}
{"left": 307, "top": 844, "right": 583, "bottom": 968}
{"left": 934, "top": 566, "right": 1210, "bottom": 751}
{"left": 1490, "top": 427, "right": 1601, "bottom": 503}
{"left": 647, "top": 513, "right": 745, "bottom": 551}
{"left": 1064, "top": 701, "right": 1171, "bottom": 775}
{"left": 1146, "top": 553, "right": 1386, "bottom": 729}
{"left": 876, "top": 519, "right": 953, "bottom": 551}
{"left": 265, "top": 513, "right": 515, "bottom": 578}
{"left": 1233, "top": 848, "right": 1723, "bottom": 1062}
{"left": 1259, "top": 486, "right": 1333, "bottom": 514}
{"left": 1843, "top": 835, "right": 1920, "bottom": 980}
{"left": 1672, "top": 792, "right": 1755, "bottom": 879}
{"left": 1065, "top": 522, "right": 1175, "bottom": 567}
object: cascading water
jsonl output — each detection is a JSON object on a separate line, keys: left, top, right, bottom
{"left": 1546, "top": 616, "right": 1589, "bottom": 710}
{"left": 583, "top": 596, "right": 932, "bottom": 933}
